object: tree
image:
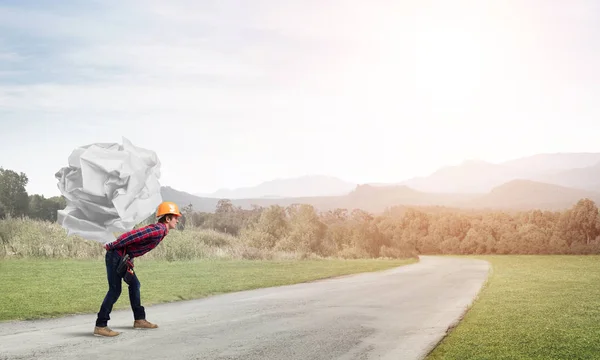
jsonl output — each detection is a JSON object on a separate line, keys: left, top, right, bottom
{"left": 215, "top": 199, "right": 235, "bottom": 214}
{"left": 347, "top": 209, "right": 383, "bottom": 257}
{"left": 181, "top": 203, "right": 194, "bottom": 216}
{"left": 517, "top": 223, "right": 547, "bottom": 254}
{"left": 0, "top": 167, "right": 29, "bottom": 217}
{"left": 27, "top": 194, "right": 66, "bottom": 222}
{"left": 243, "top": 205, "right": 289, "bottom": 249}
{"left": 28, "top": 194, "right": 46, "bottom": 220}
{"left": 400, "top": 208, "right": 429, "bottom": 254}
{"left": 178, "top": 203, "right": 194, "bottom": 229}
{"left": 571, "top": 199, "right": 600, "bottom": 245}
{"left": 44, "top": 196, "right": 66, "bottom": 222}
{"left": 277, "top": 204, "right": 327, "bottom": 254}
{"left": 320, "top": 208, "right": 351, "bottom": 254}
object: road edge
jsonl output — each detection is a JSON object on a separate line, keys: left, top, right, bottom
{"left": 420, "top": 256, "right": 492, "bottom": 359}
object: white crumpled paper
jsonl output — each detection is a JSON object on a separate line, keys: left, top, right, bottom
{"left": 55, "top": 137, "right": 163, "bottom": 244}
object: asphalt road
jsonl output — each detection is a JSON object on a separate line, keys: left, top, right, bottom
{"left": 0, "top": 256, "right": 489, "bottom": 360}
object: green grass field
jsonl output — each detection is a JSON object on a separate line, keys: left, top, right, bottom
{"left": 426, "top": 255, "right": 600, "bottom": 360}
{"left": 0, "top": 258, "right": 417, "bottom": 321}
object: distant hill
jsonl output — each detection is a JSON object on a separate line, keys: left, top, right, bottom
{"left": 163, "top": 186, "right": 342, "bottom": 212}
{"left": 528, "top": 162, "right": 600, "bottom": 192}
{"left": 196, "top": 175, "right": 356, "bottom": 199}
{"left": 189, "top": 153, "right": 600, "bottom": 199}
{"left": 468, "top": 179, "right": 600, "bottom": 210}
{"left": 399, "top": 160, "right": 524, "bottom": 193}
{"left": 164, "top": 152, "right": 600, "bottom": 213}
{"left": 398, "top": 153, "right": 600, "bottom": 193}
{"left": 337, "top": 185, "right": 477, "bottom": 212}
{"left": 161, "top": 178, "right": 597, "bottom": 214}
{"left": 161, "top": 186, "right": 219, "bottom": 213}
{"left": 500, "top": 153, "right": 600, "bottom": 173}
{"left": 334, "top": 181, "right": 599, "bottom": 212}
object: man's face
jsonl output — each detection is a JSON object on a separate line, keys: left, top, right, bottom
{"left": 166, "top": 215, "right": 179, "bottom": 230}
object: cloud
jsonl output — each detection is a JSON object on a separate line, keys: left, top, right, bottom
{"left": 0, "top": 0, "right": 360, "bottom": 121}
{"left": 3, "top": 0, "right": 600, "bottom": 194}
{"left": 0, "top": 51, "right": 21, "bottom": 61}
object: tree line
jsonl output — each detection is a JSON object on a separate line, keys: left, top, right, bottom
{"left": 0, "top": 167, "right": 66, "bottom": 222}
{"left": 3, "top": 166, "right": 600, "bottom": 257}
{"left": 181, "top": 197, "right": 600, "bottom": 257}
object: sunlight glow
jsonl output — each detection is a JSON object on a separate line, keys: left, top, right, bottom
{"left": 414, "top": 28, "right": 483, "bottom": 110}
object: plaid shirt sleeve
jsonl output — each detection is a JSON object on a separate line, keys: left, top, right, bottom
{"left": 106, "top": 225, "right": 161, "bottom": 251}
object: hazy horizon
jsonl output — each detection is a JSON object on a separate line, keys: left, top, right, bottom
{"left": 2, "top": 0, "right": 600, "bottom": 198}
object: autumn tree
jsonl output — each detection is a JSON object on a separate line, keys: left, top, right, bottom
{"left": 571, "top": 198, "right": 600, "bottom": 245}
{"left": 347, "top": 209, "right": 384, "bottom": 257}
{"left": 320, "top": 208, "right": 352, "bottom": 254}
{"left": 399, "top": 208, "right": 429, "bottom": 254}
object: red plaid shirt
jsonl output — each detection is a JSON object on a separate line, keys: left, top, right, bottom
{"left": 105, "top": 223, "right": 168, "bottom": 259}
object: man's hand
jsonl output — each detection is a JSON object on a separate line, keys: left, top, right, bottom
{"left": 104, "top": 243, "right": 110, "bottom": 250}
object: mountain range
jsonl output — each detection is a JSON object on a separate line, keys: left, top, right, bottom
{"left": 164, "top": 153, "right": 600, "bottom": 213}
{"left": 397, "top": 153, "right": 600, "bottom": 193}
{"left": 195, "top": 175, "right": 356, "bottom": 199}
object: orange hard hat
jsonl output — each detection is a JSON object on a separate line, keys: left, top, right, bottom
{"left": 156, "top": 201, "right": 182, "bottom": 218}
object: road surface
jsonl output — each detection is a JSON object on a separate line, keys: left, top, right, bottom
{"left": 0, "top": 256, "right": 489, "bottom": 360}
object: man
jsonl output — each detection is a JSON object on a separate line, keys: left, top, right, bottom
{"left": 93, "top": 201, "right": 182, "bottom": 337}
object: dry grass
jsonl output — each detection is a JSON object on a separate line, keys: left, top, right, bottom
{"left": 0, "top": 218, "right": 342, "bottom": 261}
{"left": 0, "top": 217, "right": 104, "bottom": 259}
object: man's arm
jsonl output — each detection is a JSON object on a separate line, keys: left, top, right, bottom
{"left": 105, "top": 225, "right": 153, "bottom": 251}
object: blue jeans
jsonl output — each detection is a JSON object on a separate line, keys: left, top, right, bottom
{"left": 95, "top": 250, "right": 145, "bottom": 327}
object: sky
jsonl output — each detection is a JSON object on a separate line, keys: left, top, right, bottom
{"left": 1, "top": 0, "right": 600, "bottom": 197}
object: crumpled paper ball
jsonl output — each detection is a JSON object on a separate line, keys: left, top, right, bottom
{"left": 55, "top": 137, "right": 163, "bottom": 243}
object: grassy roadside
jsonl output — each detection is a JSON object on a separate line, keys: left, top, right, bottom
{"left": 0, "top": 257, "right": 417, "bottom": 322}
{"left": 426, "top": 255, "right": 600, "bottom": 360}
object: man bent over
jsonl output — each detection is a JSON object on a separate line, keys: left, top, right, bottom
{"left": 93, "top": 201, "right": 181, "bottom": 337}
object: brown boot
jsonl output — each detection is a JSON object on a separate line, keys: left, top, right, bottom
{"left": 133, "top": 319, "right": 158, "bottom": 329}
{"left": 94, "top": 326, "right": 120, "bottom": 337}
